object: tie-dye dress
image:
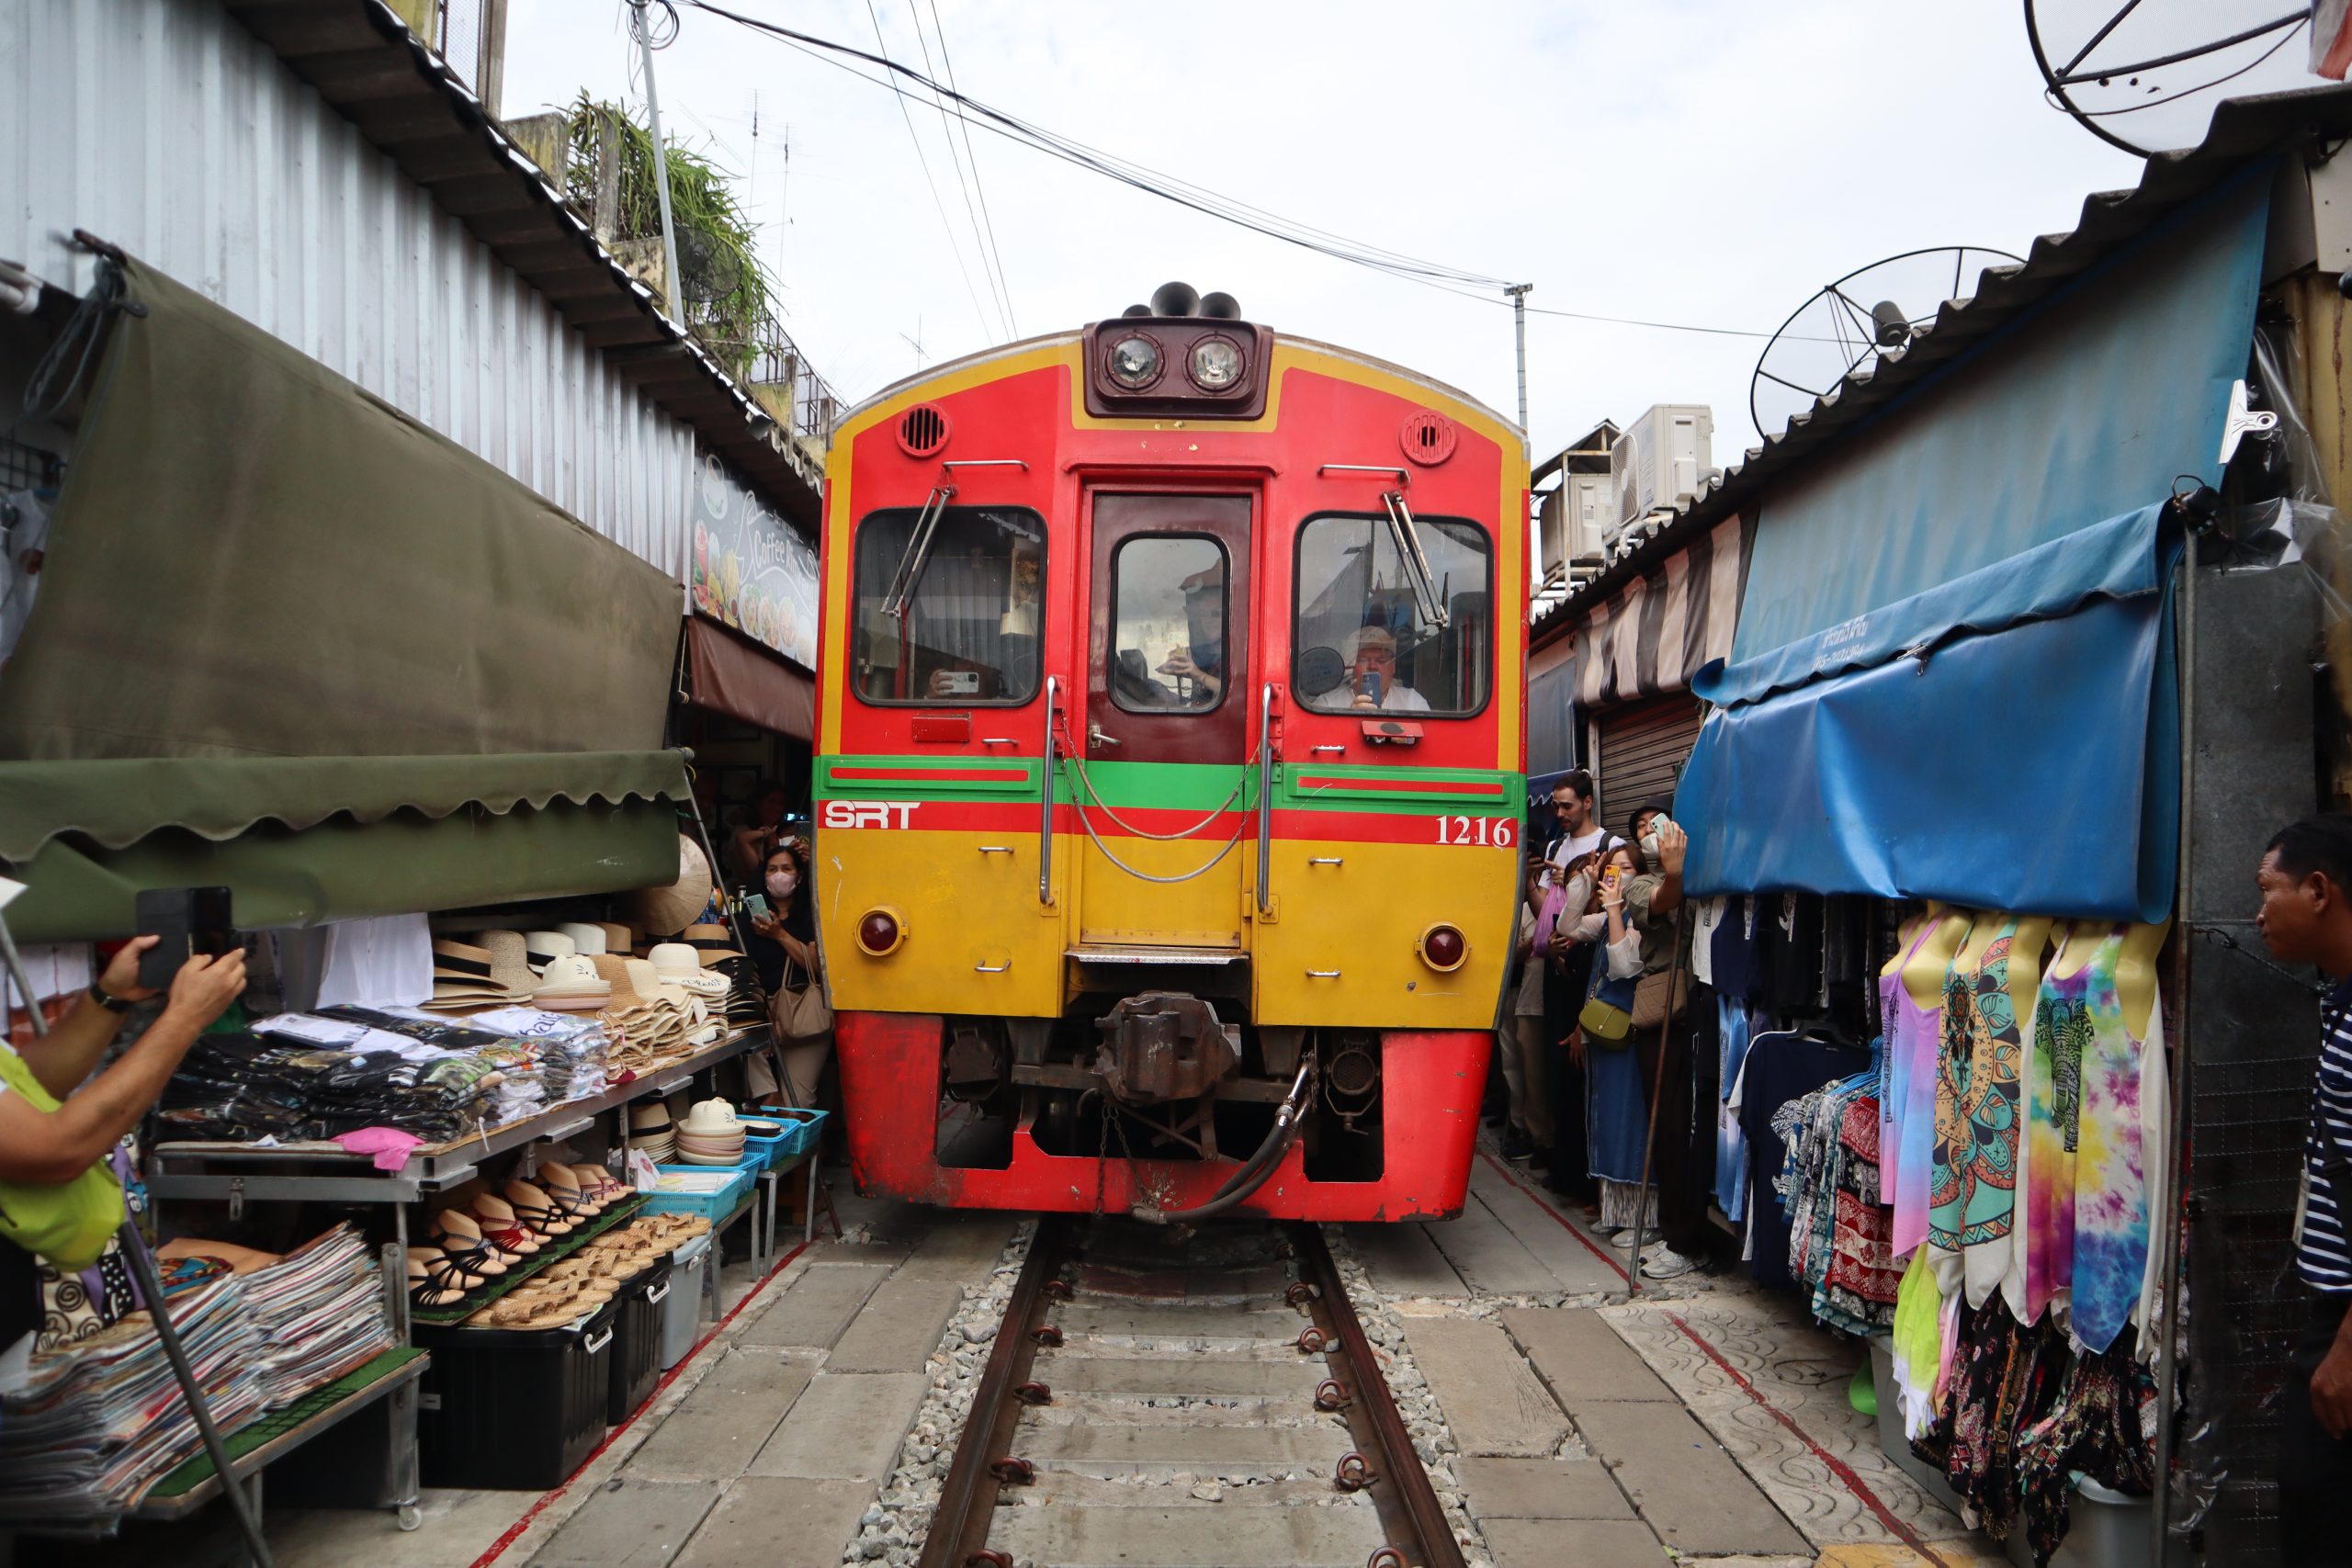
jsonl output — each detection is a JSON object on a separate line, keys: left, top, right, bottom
{"left": 1928, "top": 921, "right": 2026, "bottom": 1305}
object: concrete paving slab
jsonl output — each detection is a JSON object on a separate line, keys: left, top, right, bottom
{"left": 1402, "top": 1318, "right": 1568, "bottom": 1458}
{"left": 1469, "top": 1158, "right": 1629, "bottom": 1292}
{"left": 1479, "top": 1517, "right": 1667, "bottom": 1568}
{"left": 1572, "top": 1399, "right": 1809, "bottom": 1558}
{"left": 822, "top": 1276, "right": 965, "bottom": 1371}
{"left": 1419, "top": 1193, "right": 1565, "bottom": 1296}
{"left": 1502, "top": 1306, "right": 1674, "bottom": 1404}
{"left": 1055, "top": 1303, "right": 1304, "bottom": 1344}
{"left": 1455, "top": 1456, "right": 1634, "bottom": 1519}
{"left": 268, "top": 1488, "right": 527, "bottom": 1568}
{"left": 628, "top": 1348, "right": 816, "bottom": 1480}
{"left": 746, "top": 1371, "right": 927, "bottom": 1481}
{"left": 893, "top": 1214, "right": 1017, "bottom": 1282}
{"left": 737, "top": 1262, "right": 891, "bottom": 1350}
{"left": 987, "top": 1501, "right": 1387, "bottom": 1566}
{"left": 1016, "top": 1423, "right": 1352, "bottom": 1477}
{"left": 526, "top": 1478, "right": 719, "bottom": 1568}
{"left": 1046, "top": 1355, "right": 1327, "bottom": 1398}
{"left": 1342, "top": 1221, "right": 1471, "bottom": 1297}
{"left": 671, "top": 1478, "right": 870, "bottom": 1568}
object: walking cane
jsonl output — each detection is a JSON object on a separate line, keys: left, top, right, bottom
{"left": 1623, "top": 906, "right": 1690, "bottom": 1301}
{"left": 0, "top": 916, "right": 275, "bottom": 1567}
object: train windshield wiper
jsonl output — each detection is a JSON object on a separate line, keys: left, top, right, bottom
{"left": 1380, "top": 491, "right": 1449, "bottom": 629}
{"left": 879, "top": 484, "right": 956, "bottom": 619}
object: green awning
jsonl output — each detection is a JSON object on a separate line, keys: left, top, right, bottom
{"left": 7, "top": 797, "right": 682, "bottom": 944}
{"left": 0, "top": 751, "right": 690, "bottom": 862}
{"left": 0, "top": 255, "right": 682, "bottom": 776}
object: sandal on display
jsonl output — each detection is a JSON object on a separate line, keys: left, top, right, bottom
{"left": 537, "top": 1162, "right": 605, "bottom": 1218}
{"left": 571, "top": 1165, "right": 629, "bottom": 1204}
{"left": 410, "top": 1246, "right": 490, "bottom": 1296}
{"left": 503, "top": 1179, "right": 577, "bottom": 1237}
{"left": 429, "top": 1209, "right": 514, "bottom": 1275}
{"left": 469, "top": 1194, "right": 543, "bottom": 1257}
{"left": 406, "top": 1255, "right": 468, "bottom": 1308}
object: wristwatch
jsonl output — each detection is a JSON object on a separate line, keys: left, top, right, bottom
{"left": 88, "top": 979, "right": 132, "bottom": 1013}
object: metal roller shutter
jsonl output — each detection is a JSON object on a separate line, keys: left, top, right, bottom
{"left": 1594, "top": 693, "right": 1702, "bottom": 840}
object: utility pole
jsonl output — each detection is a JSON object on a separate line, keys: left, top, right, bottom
{"left": 628, "top": 0, "right": 684, "bottom": 328}
{"left": 1504, "top": 283, "right": 1532, "bottom": 435}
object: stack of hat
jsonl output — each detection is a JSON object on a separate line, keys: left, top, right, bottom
{"left": 423, "top": 939, "right": 533, "bottom": 1014}
{"left": 684, "top": 924, "right": 767, "bottom": 1035}
{"left": 525, "top": 930, "right": 577, "bottom": 972}
{"left": 651, "top": 942, "right": 731, "bottom": 1004}
{"left": 559, "top": 921, "right": 609, "bottom": 958}
{"left": 673, "top": 1100, "right": 746, "bottom": 1166}
{"left": 627, "top": 1102, "right": 676, "bottom": 1163}
{"left": 533, "top": 954, "right": 612, "bottom": 1013}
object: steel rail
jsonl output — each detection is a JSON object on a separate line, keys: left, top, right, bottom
{"left": 917, "top": 1214, "right": 1072, "bottom": 1568}
{"left": 1291, "top": 1222, "right": 1469, "bottom": 1568}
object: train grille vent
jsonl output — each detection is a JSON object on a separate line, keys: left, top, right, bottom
{"left": 898, "top": 403, "right": 950, "bottom": 458}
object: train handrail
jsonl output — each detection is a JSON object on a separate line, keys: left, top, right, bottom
{"left": 1038, "top": 674, "right": 1057, "bottom": 906}
{"left": 1256, "top": 682, "right": 1274, "bottom": 915}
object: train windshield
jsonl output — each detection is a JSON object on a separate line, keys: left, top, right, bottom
{"left": 1110, "top": 535, "right": 1228, "bottom": 711}
{"left": 851, "top": 505, "right": 1046, "bottom": 704}
{"left": 1293, "top": 513, "right": 1490, "bottom": 716}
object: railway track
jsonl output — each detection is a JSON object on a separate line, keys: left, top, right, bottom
{"left": 918, "top": 1215, "right": 1467, "bottom": 1568}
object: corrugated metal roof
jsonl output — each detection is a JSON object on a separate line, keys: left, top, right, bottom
{"left": 1531, "top": 82, "right": 2352, "bottom": 649}
{"left": 219, "top": 0, "right": 822, "bottom": 528}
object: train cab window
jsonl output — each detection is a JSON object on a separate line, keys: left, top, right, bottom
{"left": 1293, "top": 513, "right": 1490, "bottom": 716}
{"left": 851, "top": 505, "right": 1046, "bottom": 705}
{"left": 1109, "top": 536, "right": 1227, "bottom": 712}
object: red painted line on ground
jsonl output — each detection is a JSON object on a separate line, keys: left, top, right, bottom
{"left": 464, "top": 1237, "right": 813, "bottom": 1568}
{"left": 1662, "top": 1311, "right": 1951, "bottom": 1568}
{"left": 1475, "top": 1147, "right": 1627, "bottom": 1283}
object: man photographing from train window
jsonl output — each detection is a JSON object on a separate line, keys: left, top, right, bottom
{"left": 1158, "top": 569, "right": 1225, "bottom": 706}
{"left": 1347, "top": 625, "right": 1430, "bottom": 712}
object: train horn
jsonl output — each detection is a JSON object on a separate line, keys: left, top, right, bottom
{"left": 1197, "top": 290, "right": 1241, "bottom": 319}
{"left": 1148, "top": 280, "right": 1201, "bottom": 317}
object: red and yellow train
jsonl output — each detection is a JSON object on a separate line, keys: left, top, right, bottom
{"left": 811, "top": 283, "right": 1527, "bottom": 1222}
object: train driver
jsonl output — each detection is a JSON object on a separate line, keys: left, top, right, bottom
{"left": 1158, "top": 569, "right": 1226, "bottom": 706}
{"left": 1349, "top": 625, "right": 1431, "bottom": 712}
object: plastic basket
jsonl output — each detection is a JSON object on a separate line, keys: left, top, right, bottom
{"left": 752, "top": 1106, "right": 829, "bottom": 1163}
{"left": 641, "top": 1165, "right": 754, "bottom": 1221}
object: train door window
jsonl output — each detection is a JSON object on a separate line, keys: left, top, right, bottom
{"left": 850, "top": 506, "right": 1046, "bottom": 705}
{"left": 1108, "top": 536, "right": 1227, "bottom": 712}
{"left": 1292, "top": 513, "right": 1491, "bottom": 715}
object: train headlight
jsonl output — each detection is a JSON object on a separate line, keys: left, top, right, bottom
{"left": 1418, "top": 923, "right": 1467, "bottom": 972}
{"left": 1187, "top": 335, "right": 1244, "bottom": 391}
{"left": 1105, "top": 333, "right": 1164, "bottom": 389}
{"left": 856, "top": 908, "right": 906, "bottom": 957}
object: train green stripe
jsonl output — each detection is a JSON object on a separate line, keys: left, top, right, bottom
{"left": 818, "top": 755, "right": 1525, "bottom": 818}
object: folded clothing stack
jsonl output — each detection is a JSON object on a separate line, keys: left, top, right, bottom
{"left": 157, "top": 1008, "right": 513, "bottom": 1145}
{"left": 0, "top": 1273, "right": 266, "bottom": 1522}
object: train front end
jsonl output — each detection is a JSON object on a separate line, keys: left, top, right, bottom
{"left": 813, "top": 288, "right": 1528, "bottom": 1223}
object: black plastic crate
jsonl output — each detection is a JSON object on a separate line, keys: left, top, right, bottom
{"left": 606, "top": 1258, "right": 672, "bottom": 1424}
{"left": 416, "top": 1300, "right": 618, "bottom": 1490}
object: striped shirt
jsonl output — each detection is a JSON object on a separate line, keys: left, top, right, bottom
{"left": 2299, "top": 978, "right": 2352, "bottom": 1292}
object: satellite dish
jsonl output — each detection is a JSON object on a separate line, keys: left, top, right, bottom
{"left": 1748, "top": 246, "right": 2023, "bottom": 442}
{"left": 2025, "top": 1, "right": 2332, "bottom": 157}
{"left": 675, "top": 222, "right": 744, "bottom": 310}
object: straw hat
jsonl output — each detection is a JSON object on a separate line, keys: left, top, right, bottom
{"left": 587, "top": 953, "right": 649, "bottom": 1010}
{"left": 680, "top": 1099, "right": 742, "bottom": 1136}
{"left": 524, "top": 931, "right": 576, "bottom": 971}
{"left": 559, "top": 921, "right": 608, "bottom": 957}
{"left": 684, "top": 923, "right": 746, "bottom": 961}
{"left": 650, "top": 942, "right": 729, "bottom": 999}
{"left": 598, "top": 921, "right": 637, "bottom": 955}
{"left": 534, "top": 954, "right": 611, "bottom": 1008}
{"left": 477, "top": 931, "right": 538, "bottom": 996}
{"left": 626, "top": 834, "right": 715, "bottom": 938}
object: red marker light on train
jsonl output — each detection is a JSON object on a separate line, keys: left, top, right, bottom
{"left": 1419, "top": 924, "right": 1467, "bottom": 972}
{"left": 857, "top": 908, "right": 906, "bottom": 957}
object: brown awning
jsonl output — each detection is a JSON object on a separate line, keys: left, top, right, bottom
{"left": 685, "top": 616, "right": 815, "bottom": 740}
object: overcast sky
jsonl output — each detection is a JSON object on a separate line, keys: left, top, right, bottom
{"left": 501, "top": 2, "right": 2160, "bottom": 469}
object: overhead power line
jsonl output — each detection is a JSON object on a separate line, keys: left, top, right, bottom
{"left": 863, "top": 0, "right": 996, "bottom": 339}
{"left": 684, "top": 0, "right": 1791, "bottom": 343}
{"left": 924, "top": 0, "right": 1016, "bottom": 337}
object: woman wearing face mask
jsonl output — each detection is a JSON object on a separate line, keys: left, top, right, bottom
{"left": 1598, "top": 799, "right": 1700, "bottom": 1279}
{"left": 745, "top": 839, "right": 830, "bottom": 1105}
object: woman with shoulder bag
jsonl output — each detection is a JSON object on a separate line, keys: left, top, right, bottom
{"left": 1597, "top": 803, "right": 1702, "bottom": 1278}
{"left": 745, "top": 840, "right": 831, "bottom": 1106}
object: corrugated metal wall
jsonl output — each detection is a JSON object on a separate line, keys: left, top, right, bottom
{"left": 1594, "top": 693, "right": 1702, "bottom": 840}
{"left": 0, "top": 0, "right": 700, "bottom": 585}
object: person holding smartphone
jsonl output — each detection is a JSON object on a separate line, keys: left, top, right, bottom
{"left": 0, "top": 938, "right": 247, "bottom": 1351}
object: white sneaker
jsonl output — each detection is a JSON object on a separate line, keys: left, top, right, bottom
{"left": 1606, "top": 1227, "right": 1649, "bottom": 1250}
{"left": 1638, "top": 1245, "right": 1697, "bottom": 1280}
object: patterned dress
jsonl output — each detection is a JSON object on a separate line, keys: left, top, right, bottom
{"left": 1929, "top": 923, "right": 2026, "bottom": 1305}
{"left": 2022, "top": 928, "right": 2109, "bottom": 1326}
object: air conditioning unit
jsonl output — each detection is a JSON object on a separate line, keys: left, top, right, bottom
{"left": 1608, "top": 404, "right": 1714, "bottom": 531}
{"left": 1538, "top": 472, "right": 1612, "bottom": 570}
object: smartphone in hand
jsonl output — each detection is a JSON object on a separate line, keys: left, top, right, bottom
{"left": 742, "top": 893, "right": 771, "bottom": 921}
